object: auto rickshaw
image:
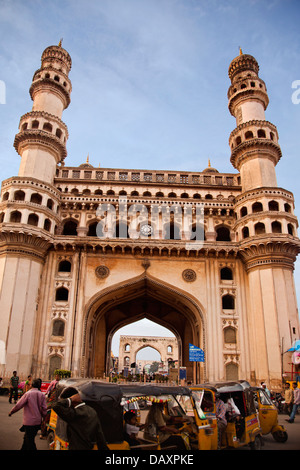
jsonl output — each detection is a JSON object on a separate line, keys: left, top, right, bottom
{"left": 190, "top": 381, "right": 263, "bottom": 450}
{"left": 252, "top": 386, "right": 288, "bottom": 443}
{"left": 47, "top": 378, "right": 213, "bottom": 450}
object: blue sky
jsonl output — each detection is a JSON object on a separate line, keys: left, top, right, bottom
{"left": 0, "top": 0, "right": 299, "bottom": 357}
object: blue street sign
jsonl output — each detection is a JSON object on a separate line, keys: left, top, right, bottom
{"left": 189, "top": 343, "right": 205, "bottom": 362}
{"left": 179, "top": 367, "right": 187, "bottom": 380}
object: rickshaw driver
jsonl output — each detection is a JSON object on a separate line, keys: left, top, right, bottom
{"left": 144, "top": 402, "right": 189, "bottom": 450}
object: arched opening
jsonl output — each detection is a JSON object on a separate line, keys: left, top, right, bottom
{"left": 43, "top": 218, "right": 51, "bottom": 231}
{"left": 58, "top": 260, "right": 71, "bottom": 273}
{"left": 268, "top": 200, "right": 279, "bottom": 211}
{"left": 27, "top": 213, "right": 39, "bottom": 226}
{"left": 62, "top": 219, "right": 78, "bottom": 236}
{"left": 288, "top": 223, "right": 294, "bottom": 236}
{"left": 245, "top": 130, "right": 253, "bottom": 139}
{"left": 271, "top": 221, "right": 282, "bottom": 233}
{"left": 257, "top": 129, "right": 266, "bottom": 138}
{"left": 254, "top": 222, "right": 266, "bottom": 235}
{"left": 10, "top": 210, "right": 22, "bottom": 223}
{"left": 14, "top": 190, "right": 25, "bottom": 201}
{"left": 30, "top": 193, "right": 42, "bottom": 205}
{"left": 115, "top": 222, "right": 129, "bottom": 239}
{"left": 216, "top": 226, "right": 231, "bottom": 241}
{"left": 226, "top": 363, "right": 239, "bottom": 381}
{"left": 220, "top": 267, "right": 233, "bottom": 281}
{"left": 164, "top": 222, "right": 181, "bottom": 240}
{"left": 55, "top": 287, "right": 69, "bottom": 301}
{"left": 224, "top": 326, "right": 237, "bottom": 344}
{"left": 52, "top": 319, "right": 65, "bottom": 337}
{"left": 87, "top": 221, "right": 99, "bottom": 237}
{"left": 222, "top": 294, "right": 235, "bottom": 310}
{"left": 240, "top": 206, "right": 247, "bottom": 217}
{"left": 242, "top": 226, "right": 250, "bottom": 239}
{"left": 111, "top": 318, "right": 175, "bottom": 377}
{"left": 252, "top": 202, "right": 263, "bottom": 213}
{"left": 83, "top": 275, "right": 204, "bottom": 383}
{"left": 49, "top": 355, "right": 62, "bottom": 379}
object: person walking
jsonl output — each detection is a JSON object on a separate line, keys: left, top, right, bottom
{"left": 286, "top": 382, "right": 300, "bottom": 423}
{"left": 52, "top": 386, "right": 109, "bottom": 450}
{"left": 8, "top": 378, "right": 47, "bottom": 450}
{"left": 9, "top": 371, "right": 19, "bottom": 404}
{"left": 24, "top": 375, "right": 32, "bottom": 393}
{"left": 283, "top": 383, "right": 293, "bottom": 415}
{"left": 40, "top": 372, "right": 61, "bottom": 439}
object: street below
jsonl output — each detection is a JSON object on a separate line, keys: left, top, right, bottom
{"left": 0, "top": 396, "right": 299, "bottom": 451}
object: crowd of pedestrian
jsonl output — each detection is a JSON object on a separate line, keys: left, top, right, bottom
{"left": 5, "top": 370, "right": 109, "bottom": 451}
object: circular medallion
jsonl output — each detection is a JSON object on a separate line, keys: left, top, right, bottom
{"left": 182, "top": 269, "right": 197, "bottom": 282}
{"left": 140, "top": 224, "right": 153, "bottom": 237}
{"left": 95, "top": 265, "right": 110, "bottom": 279}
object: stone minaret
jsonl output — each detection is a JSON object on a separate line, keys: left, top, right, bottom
{"left": 0, "top": 43, "right": 72, "bottom": 375}
{"left": 229, "top": 50, "right": 300, "bottom": 388}
{"left": 14, "top": 43, "right": 72, "bottom": 184}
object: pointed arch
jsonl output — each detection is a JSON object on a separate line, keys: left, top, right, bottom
{"left": 80, "top": 273, "right": 206, "bottom": 381}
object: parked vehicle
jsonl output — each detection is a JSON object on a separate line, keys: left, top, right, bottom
{"left": 47, "top": 379, "right": 212, "bottom": 450}
{"left": 252, "top": 386, "right": 288, "bottom": 442}
{"left": 190, "top": 381, "right": 263, "bottom": 449}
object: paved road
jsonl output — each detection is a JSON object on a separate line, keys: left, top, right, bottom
{"left": 0, "top": 395, "right": 299, "bottom": 451}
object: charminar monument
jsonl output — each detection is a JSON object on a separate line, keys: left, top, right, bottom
{"left": 0, "top": 43, "right": 299, "bottom": 389}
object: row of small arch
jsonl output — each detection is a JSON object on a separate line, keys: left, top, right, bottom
{"left": 59, "top": 187, "right": 218, "bottom": 200}
{"left": 231, "top": 128, "right": 276, "bottom": 148}
{"left": 239, "top": 200, "right": 292, "bottom": 217}
{"left": 2, "top": 190, "right": 57, "bottom": 211}
{"left": 3, "top": 211, "right": 295, "bottom": 240}
{"left": 37, "top": 71, "right": 69, "bottom": 88}
{"left": 1, "top": 210, "right": 52, "bottom": 232}
{"left": 21, "top": 119, "right": 66, "bottom": 142}
{"left": 241, "top": 221, "right": 295, "bottom": 238}
{"left": 61, "top": 219, "right": 232, "bottom": 241}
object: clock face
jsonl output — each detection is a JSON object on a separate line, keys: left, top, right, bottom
{"left": 140, "top": 224, "right": 153, "bottom": 236}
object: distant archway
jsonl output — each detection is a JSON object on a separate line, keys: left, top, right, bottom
{"left": 118, "top": 335, "right": 177, "bottom": 373}
{"left": 82, "top": 273, "right": 206, "bottom": 383}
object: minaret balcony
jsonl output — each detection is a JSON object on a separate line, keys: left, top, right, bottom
{"left": 228, "top": 83, "right": 269, "bottom": 117}
{"left": 14, "top": 127, "right": 68, "bottom": 162}
{"left": 30, "top": 73, "right": 71, "bottom": 110}
{"left": 229, "top": 120, "right": 278, "bottom": 147}
{"left": 18, "top": 111, "right": 68, "bottom": 143}
{"left": 230, "top": 122, "right": 282, "bottom": 170}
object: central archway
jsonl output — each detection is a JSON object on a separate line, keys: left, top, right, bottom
{"left": 82, "top": 273, "right": 206, "bottom": 383}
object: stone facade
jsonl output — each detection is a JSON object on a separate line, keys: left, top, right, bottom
{"left": 0, "top": 45, "right": 299, "bottom": 388}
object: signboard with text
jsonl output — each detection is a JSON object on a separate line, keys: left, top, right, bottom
{"left": 189, "top": 344, "right": 205, "bottom": 362}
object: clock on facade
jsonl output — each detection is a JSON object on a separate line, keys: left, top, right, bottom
{"left": 140, "top": 224, "right": 153, "bottom": 237}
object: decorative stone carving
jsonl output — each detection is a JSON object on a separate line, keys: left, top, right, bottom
{"left": 95, "top": 265, "right": 110, "bottom": 279}
{"left": 182, "top": 269, "right": 196, "bottom": 282}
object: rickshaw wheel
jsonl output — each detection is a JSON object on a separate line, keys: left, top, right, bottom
{"left": 272, "top": 430, "right": 288, "bottom": 443}
{"left": 249, "top": 435, "right": 262, "bottom": 450}
{"left": 47, "top": 431, "right": 55, "bottom": 448}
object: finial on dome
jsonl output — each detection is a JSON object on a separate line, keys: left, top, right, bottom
{"left": 86, "top": 154, "right": 89, "bottom": 163}
{"left": 208, "top": 159, "right": 211, "bottom": 167}
{"left": 239, "top": 46, "right": 243, "bottom": 55}
{"left": 58, "top": 38, "right": 63, "bottom": 47}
